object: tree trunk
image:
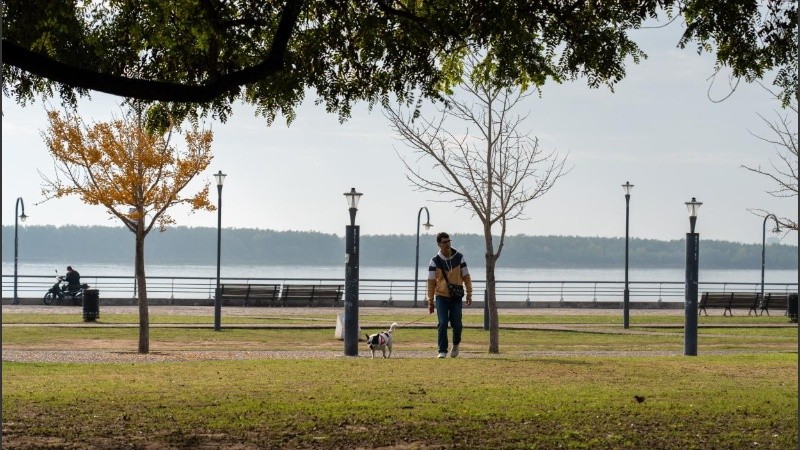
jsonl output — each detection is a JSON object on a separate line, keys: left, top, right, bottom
{"left": 484, "top": 232, "right": 500, "bottom": 353}
{"left": 135, "top": 227, "right": 149, "bottom": 354}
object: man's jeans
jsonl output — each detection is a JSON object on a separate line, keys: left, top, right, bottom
{"left": 435, "top": 296, "right": 463, "bottom": 353}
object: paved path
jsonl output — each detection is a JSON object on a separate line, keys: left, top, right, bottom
{"left": 3, "top": 304, "right": 686, "bottom": 316}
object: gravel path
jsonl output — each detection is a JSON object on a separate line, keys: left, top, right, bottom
{"left": 5, "top": 348, "right": 785, "bottom": 364}
{"left": 4, "top": 305, "right": 789, "bottom": 363}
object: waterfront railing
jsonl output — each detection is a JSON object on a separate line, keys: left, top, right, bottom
{"left": 2, "top": 274, "right": 797, "bottom": 305}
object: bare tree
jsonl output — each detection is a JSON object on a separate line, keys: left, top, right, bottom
{"left": 386, "top": 76, "right": 568, "bottom": 354}
{"left": 742, "top": 94, "right": 798, "bottom": 231}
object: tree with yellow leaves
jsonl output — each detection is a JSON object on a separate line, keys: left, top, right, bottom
{"left": 41, "top": 109, "right": 214, "bottom": 353}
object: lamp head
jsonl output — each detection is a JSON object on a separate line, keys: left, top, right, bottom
{"left": 213, "top": 170, "right": 227, "bottom": 187}
{"left": 16, "top": 197, "right": 26, "bottom": 222}
{"left": 685, "top": 197, "right": 702, "bottom": 217}
{"left": 622, "top": 181, "right": 634, "bottom": 196}
{"left": 344, "top": 187, "right": 363, "bottom": 209}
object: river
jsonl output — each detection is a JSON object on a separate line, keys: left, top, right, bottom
{"left": 3, "top": 262, "right": 797, "bottom": 283}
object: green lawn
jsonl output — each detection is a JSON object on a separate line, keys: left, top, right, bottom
{"left": 3, "top": 308, "right": 798, "bottom": 449}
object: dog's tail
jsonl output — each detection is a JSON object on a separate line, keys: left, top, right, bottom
{"left": 389, "top": 322, "right": 398, "bottom": 333}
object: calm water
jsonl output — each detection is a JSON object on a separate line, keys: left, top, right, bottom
{"left": 3, "top": 262, "right": 797, "bottom": 284}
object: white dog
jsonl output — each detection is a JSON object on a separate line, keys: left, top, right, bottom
{"left": 365, "top": 322, "right": 398, "bottom": 358}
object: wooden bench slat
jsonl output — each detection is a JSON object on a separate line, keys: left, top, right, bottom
{"left": 760, "top": 292, "right": 788, "bottom": 316}
{"left": 219, "top": 283, "right": 280, "bottom": 307}
{"left": 699, "top": 292, "right": 759, "bottom": 316}
{"left": 218, "top": 283, "right": 343, "bottom": 307}
{"left": 280, "top": 284, "right": 343, "bottom": 307}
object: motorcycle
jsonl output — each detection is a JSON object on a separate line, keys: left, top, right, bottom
{"left": 43, "top": 271, "right": 89, "bottom": 306}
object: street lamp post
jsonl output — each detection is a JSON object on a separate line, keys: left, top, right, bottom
{"left": 622, "top": 182, "right": 633, "bottom": 329}
{"left": 413, "top": 207, "right": 433, "bottom": 308}
{"left": 684, "top": 197, "right": 702, "bottom": 356}
{"left": 760, "top": 214, "right": 781, "bottom": 301}
{"left": 213, "top": 171, "right": 226, "bottom": 331}
{"left": 343, "top": 187, "right": 363, "bottom": 356}
{"left": 13, "top": 197, "right": 28, "bottom": 305}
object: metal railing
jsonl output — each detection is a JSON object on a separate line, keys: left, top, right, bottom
{"left": 3, "top": 274, "right": 797, "bottom": 305}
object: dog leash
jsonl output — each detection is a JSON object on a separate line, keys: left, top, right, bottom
{"left": 397, "top": 314, "right": 432, "bottom": 328}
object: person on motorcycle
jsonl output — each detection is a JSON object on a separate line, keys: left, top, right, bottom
{"left": 63, "top": 266, "right": 81, "bottom": 293}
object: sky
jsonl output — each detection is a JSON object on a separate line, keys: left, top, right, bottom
{"left": 2, "top": 20, "right": 797, "bottom": 246}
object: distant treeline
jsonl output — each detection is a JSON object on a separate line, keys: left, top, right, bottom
{"left": 2, "top": 225, "right": 797, "bottom": 269}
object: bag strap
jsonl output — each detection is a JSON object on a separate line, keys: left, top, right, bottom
{"left": 433, "top": 254, "right": 454, "bottom": 284}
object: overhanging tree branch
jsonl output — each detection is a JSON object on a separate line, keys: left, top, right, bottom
{"left": 2, "top": 0, "right": 303, "bottom": 102}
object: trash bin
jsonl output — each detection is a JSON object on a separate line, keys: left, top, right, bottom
{"left": 788, "top": 293, "right": 798, "bottom": 323}
{"left": 83, "top": 289, "right": 100, "bottom": 322}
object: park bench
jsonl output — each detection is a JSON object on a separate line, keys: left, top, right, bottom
{"left": 759, "top": 292, "right": 789, "bottom": 316}
{"left": 699, "top": 292, "right": 760, "bottom": 316}
{"left": 279, "top": 284, "right": 343, "bottom": 307}
{"left": 219, "top": 283, "right": 281, "bottom": 307}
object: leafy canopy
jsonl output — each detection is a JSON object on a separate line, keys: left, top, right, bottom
{"left": 41, "top": 109, "right": 215, "bottom": 234}
{"left": 3, "top": 0, "right": 796, "bottom": 126}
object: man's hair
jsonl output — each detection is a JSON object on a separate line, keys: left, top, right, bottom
{"left": 436, "top": 232, "right": 450, "bottom": 243}
{"left": 67, "top": 266, "right": 72, "bottom": 271}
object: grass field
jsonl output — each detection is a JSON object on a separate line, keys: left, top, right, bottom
{"left": 2, "top": 306, "right": 798, "bottom": 449}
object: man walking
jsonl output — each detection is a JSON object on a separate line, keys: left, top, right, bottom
{"left": 427, "top": 232, "right": 473, "bottom": 358}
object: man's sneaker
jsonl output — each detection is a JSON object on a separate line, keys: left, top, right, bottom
{"left": 437, "top": 352, "right": 447, "bottom": 359}
{"left": 450, "top": 345, "right": 460, "bottom": 358}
